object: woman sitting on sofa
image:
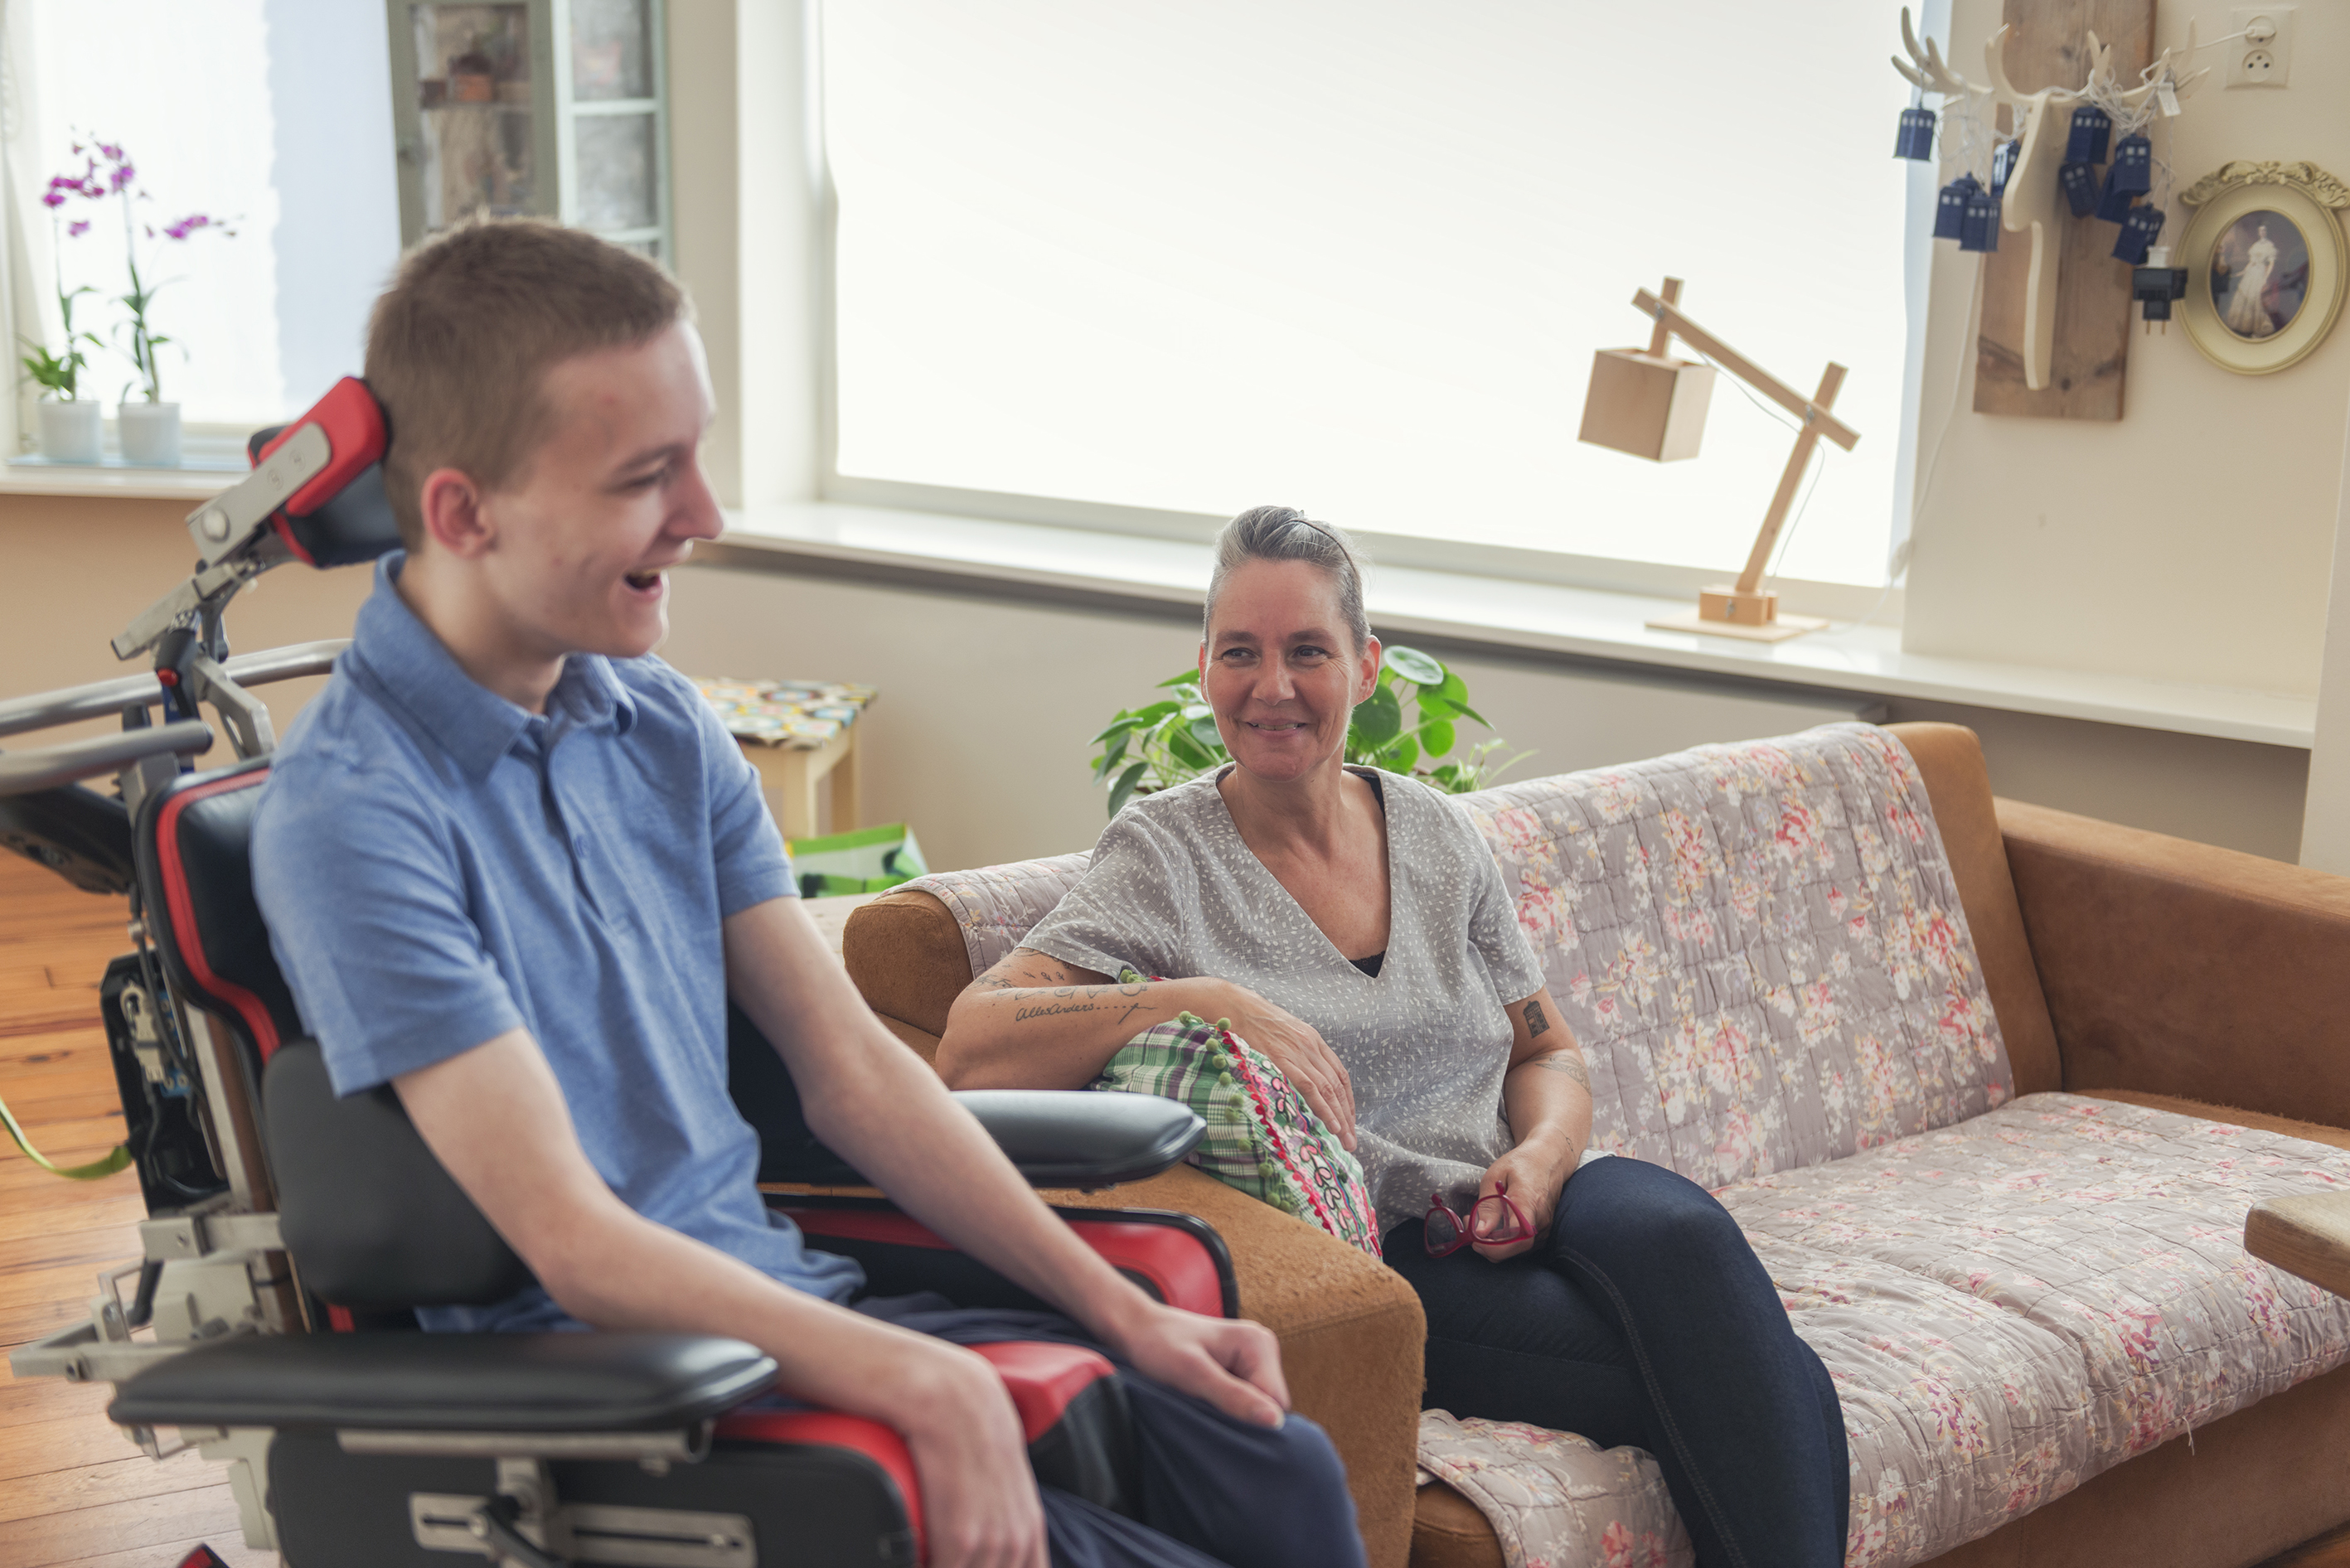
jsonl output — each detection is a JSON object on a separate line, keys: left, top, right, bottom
{"left": 936, "top": 506, "right": 1848, "bottom": 1566}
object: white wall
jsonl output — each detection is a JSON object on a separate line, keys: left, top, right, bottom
{"left": 655, "top": 557, "right": 2336, "bottom": 873}
{"left": 1902, "top": 0, "right": 2350, "bottom": 698}
{"left": 659, "top": 559, "right": 1882, "bottom": 870}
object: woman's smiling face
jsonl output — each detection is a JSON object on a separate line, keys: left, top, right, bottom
{"left": 1200, "top": 558, "right": 1380, "bottom": 785}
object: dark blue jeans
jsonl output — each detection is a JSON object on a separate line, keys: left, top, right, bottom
{"left": 1387, "top": 1156, "right": 1848, "bottom": 1568}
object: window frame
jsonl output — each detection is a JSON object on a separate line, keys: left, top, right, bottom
{"left": 805, "top": 2, "right": 1928, "bottom": 622}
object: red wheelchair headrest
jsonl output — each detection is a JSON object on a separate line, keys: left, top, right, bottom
{"left": 246, "top": 378, "right": 401, "bottom": 569}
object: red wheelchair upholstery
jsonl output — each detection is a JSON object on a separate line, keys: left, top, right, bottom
{"left": 119, "top": 756, "right": 1233, "bottom": 1567}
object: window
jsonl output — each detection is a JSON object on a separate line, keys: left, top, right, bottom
{"left": 825, "top": 0, "right": 1921, "bottom": 587}
{"left": 4, "top": 1, "right": 400, "bottom": 436}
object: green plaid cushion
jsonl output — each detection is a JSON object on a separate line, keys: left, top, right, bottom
{"left": 1093, "top": 1004, "right": 1382, "bottom": 1258}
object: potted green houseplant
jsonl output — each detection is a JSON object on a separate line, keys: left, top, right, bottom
{"left": 19, "top": 174, "right": 103, "bottom": 464}
{"left": 1089, "top": 645, "right": 1529, "bottom": 816}
{"left": 35, "top": 139, "right": 233, "bottom": 467}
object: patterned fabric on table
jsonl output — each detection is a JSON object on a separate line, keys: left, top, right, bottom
{"left": 1094, "top": 1009, "right": 1383, "bottom": 1256}
{"left": 1433, "top": 1096, "right": 2350, "bottom": 1568}
{"left": 1459, "top": 723, "right": 2011, "bottom": 1188}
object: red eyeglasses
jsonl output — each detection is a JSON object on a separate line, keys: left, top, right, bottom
{"left": 1424, "top": 1178, "right": 1532, "bottom": 1256}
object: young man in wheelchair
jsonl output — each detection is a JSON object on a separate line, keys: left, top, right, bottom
{"left": 250, "top": 219, "right": 1363, "bottom": 1568}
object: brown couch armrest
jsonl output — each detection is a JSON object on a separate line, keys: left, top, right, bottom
{"left": 1049, "top": 1165, "right": 1425, "bottom": 1568}
{"left": 841, "top": 888, "right": 971, "bottom": 1051}
{"left": 1998, "top": 797, "right": 2350, "bottom": 1126}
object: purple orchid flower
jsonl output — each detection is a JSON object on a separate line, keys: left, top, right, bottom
{"left": 162, "top": 214, "right": 216, "bottom": 241}
{"left": 41, "top": 189, "right": 64, "bottom": 209}
{"left": 67, "top": 219, "right": 89, "bottom": 237}
{"left": 107, "top": 162, "right": 136, "bottom": 194}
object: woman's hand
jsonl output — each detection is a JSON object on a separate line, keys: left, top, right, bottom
{"left": 894, "top": 1337, "right": 1050, "bottom": 1568}
{"left": 1469, "top": 1133, "right": 1577, "bottom": 1263}
{"left": 1213, "top": 980, "right": 1358, "bottom": 1150}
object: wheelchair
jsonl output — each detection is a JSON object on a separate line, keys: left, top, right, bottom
{"left": 2, "top": 381, "right": 1226, "bottom": 1567}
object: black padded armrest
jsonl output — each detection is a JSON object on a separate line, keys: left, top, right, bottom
{"left": 109, "top": 1332, "right": 775, "bottom": 1433}
{"left": 953, "top": 1091, "right": 1204, "bottom": 1187}
{"left": 729, "top": 1000, "right": 1204, "bottom": 1188}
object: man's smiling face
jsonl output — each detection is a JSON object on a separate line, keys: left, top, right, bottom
{"left": 469, "top": 320, "right": 724, "bottom": 664}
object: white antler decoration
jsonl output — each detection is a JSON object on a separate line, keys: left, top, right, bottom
{"left": 1897, "top": 7, "right": 2206, "bottom": 390}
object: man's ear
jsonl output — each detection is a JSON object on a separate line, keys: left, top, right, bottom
{"left": 418, "top": 467, "right": 495, "bottom": 559}
{"left": 1359, "top": 636, "right": 1383, "bottom": 704}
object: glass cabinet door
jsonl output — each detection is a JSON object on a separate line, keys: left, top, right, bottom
{"left": 388, "top": 0, "right": 669, "bottom": 259}
{"left": 556, "top": 0, "right": 669, "bottom": 259}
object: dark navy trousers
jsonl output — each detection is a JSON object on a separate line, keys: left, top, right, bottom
{"left": 855, "top": 1295, "right": 1367, "bottom": 1568}
{"left": 1386, "top": 1155, "right": 1849, "bottom": 1568}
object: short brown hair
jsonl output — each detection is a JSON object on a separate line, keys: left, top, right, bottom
{"left": 365, "top": 219, "right": 689, "bottom": 549}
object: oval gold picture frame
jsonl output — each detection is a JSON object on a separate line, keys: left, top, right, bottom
{"left": 2177, "top": 161, "right": 2350, "bottom": 375}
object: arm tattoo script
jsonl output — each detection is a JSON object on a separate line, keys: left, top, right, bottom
{"left": 1522, "top": 999, "right": 1552, "bottom": 1038}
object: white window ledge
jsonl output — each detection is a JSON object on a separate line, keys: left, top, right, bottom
{"left": 715, "top": 501, "right": 2317, "bottom": 753}
{"left": 0, "top": 462, "right": 232, "bottom": 501}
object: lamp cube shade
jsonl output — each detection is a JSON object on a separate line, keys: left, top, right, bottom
{"left": 1579, "top": 350, "right": 1717, "bottom": 463}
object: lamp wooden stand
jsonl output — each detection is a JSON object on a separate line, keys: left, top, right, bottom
{"left": 1582, "top": 279, "right": 1862, "bottom": 643}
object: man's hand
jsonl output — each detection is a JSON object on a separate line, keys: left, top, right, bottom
{"left": 1215, "top": 981, "right": 1358, "bottom": 1151}
{"left": 894, "top": 1338, "right": 1050, "bottom": 1568}
{"left": 1103, "top": 1301, "right": 1290, "bottom": 1429}
{"left": 1470, "top": 1135, "right": 1577, "bottom": 1264}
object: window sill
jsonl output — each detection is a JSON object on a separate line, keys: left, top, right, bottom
{"left": 0, "top": 462, "right": 232, "bottom": 501}
{"left": 710, "top": 501, "right": 2316, "bottom": 752}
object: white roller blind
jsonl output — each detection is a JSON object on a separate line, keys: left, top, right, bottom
{"left": 826, "top": 0, "right": 1916, "bottom": 586}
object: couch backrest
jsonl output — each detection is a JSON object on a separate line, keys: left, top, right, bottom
{"left": 843, "top": 722, "right": 2062, "bottom": 1186}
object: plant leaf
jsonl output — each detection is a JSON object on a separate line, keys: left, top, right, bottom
{"left": 1417, "top": 717, "right": 1456, "bottom": 759}
{"left": 1156, "top": 667, "right": 1203, "bottom": 688}
{"left": 1349, "top": 685, "right": 1403, "bottom": 752}
{"left": 1188, "top": 714, "right": 1225, "bottom": 753}
{"left": 1088, "top": 714, "right": 1142, "bottom": 745}
{"left": 1416, "top": 691, "right": 1462, "bottom": 723}
{"left": 1107, "top": 760, "right": 1148, "bottom": 818}
{"left": 1379, "top": 734, "right": 1420, "bottom": 774}
{"left": 1129, "top": 699, "right": 1180, "bottom": 724}
{"left": 1166, "top": 724, "right": 1219, "bottom": 772}
{"left": 1384, "top": 645, "right": 1445, "bottom": 686}
{"left": 1091, "top": 730, "right": 1131, "bottom": 781}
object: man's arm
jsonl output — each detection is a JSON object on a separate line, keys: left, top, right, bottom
{"left": 1471, "top": 988, "right": 1592, "bottom": 1262}
{"left": 724, "top": 897, "right": 1292, "bottom": 1415}
{"left": 395, "top": 1032, "right": 1050, "bottom": 1568}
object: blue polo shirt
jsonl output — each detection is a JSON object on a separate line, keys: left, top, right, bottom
{"left": 252, "top": 554, "right": 864, "bottom": 1329}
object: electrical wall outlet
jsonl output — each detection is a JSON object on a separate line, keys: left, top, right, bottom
{"left": 2227, "top": 7, "right": 2294, "bottom": 88}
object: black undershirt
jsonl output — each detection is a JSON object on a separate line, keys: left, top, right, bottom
{"left": 1349, "top": 774, "right": 1386, "bottom": 979}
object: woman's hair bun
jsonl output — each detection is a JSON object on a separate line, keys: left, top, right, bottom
{"left": 1204, "top": 506, "right": 1371, "bottom": 653}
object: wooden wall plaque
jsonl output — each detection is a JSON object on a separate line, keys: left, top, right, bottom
{"left": 1973, "top": 0, "right": 2155, "bottom": 420}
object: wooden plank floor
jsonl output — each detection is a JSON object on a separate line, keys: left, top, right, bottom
{"left": 0, "top": 852, "right": 275, "bottom": 1567}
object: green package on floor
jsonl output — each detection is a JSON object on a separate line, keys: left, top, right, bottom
{"left": 786, "top": 822, "right": 928, "bottom": 898}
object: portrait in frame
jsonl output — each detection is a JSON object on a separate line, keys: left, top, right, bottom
{"left": 2178, "top": 162, "right": 2350, "bottom": 375}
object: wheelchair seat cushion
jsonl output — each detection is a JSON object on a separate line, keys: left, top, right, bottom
{"left": 1095, "top": 1009, "right": 1383, "bottom": 1257}
{"left": 108, "top": 1330, "right": 777, "bottom": 1433}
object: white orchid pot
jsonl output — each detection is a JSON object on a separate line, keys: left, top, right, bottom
{"left": 117, "top": 400, "right": 182, "bottom": 467}
{"left": 36, "top": 398, "right": 100, "bottom": 465}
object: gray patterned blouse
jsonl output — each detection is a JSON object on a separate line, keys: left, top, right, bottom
{"left": 1021, "top": 766, "right": 1547, "bottom": 1233}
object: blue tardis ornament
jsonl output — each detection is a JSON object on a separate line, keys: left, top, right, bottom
{"left": 2113, "top": 206, "right": 2164, "bottom": 264}
{"left": 1990, "top": 139, "right": 2018, "bottom": 196}
{"left": 1958, "top": 188, "right": 2002, "bottom": 252}
{"left": 2095, "top": 165, "right": 2139, "bottom": 223}
{"left": 2058, "top": 161, "right": 2100, "bottom": 217}
{"left": 1934, "top": 174, "right": 1980, "bottom": 240}
{"left": 1894, "top": 107, "right": 1936, "bottom": 160}
{"left": 2064, "top": 104, "right": 2112, "bottom": 164}
{"left": 2110, "top": 133, "right": 2152, "bottom": 195}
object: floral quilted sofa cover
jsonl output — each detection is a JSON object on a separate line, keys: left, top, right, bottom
{"left": 907, "top": 724, "right": 2350, "bottom": 1568}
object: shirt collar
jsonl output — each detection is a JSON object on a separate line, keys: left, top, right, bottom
{"left": 347, "top": 552, "right": 639, "bottom": 781}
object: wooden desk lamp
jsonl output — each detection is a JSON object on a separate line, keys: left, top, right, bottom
{"left": 1578, "top": 278, "right": 1862, "bottom": 642}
